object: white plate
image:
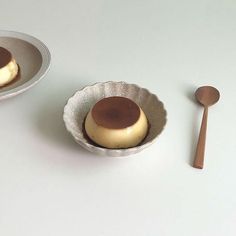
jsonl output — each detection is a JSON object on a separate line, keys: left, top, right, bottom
{"left": 0, "top": 30, "right": 51, "bottom": 100}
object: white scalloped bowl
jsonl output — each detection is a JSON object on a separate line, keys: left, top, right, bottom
{"left": 63, "top": 81, "right": 167, "bottom": 156}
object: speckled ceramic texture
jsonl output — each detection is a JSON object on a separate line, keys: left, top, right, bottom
{"left": 0, "top": 30, "right": 51, "bottom": 100}
{"left": 63, "top": 81, "right": 167, "bottom": 156}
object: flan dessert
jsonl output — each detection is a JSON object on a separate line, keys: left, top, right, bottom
{"left": 85, "top": 96, "right": 148, "bottom": 148}
{"left": 0, "top": 47, "right": 19, "bottom": 87}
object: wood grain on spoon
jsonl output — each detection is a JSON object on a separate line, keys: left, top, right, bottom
{"left": 193, "top": 86, "right": 220, "bottom": 169}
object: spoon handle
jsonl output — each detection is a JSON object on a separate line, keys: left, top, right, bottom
{"left": 193, "top": 107, "right": 208, "bottom": 169}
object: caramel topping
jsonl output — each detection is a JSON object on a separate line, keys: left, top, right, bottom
{"left": 91, "top": 96, "right": 140, "bottom": 129}
{"left": 0, "top": 47, "right": 12, "bottom": 68}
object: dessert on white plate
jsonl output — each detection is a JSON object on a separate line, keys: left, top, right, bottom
{"left": 0, "top": 47, "right": 19, "bottom": 87}
{"left": 0, "top": 30, "right": 51, "bottom": 100}
{"left": 85, "top": 96, "right": 148, "bottom": 148}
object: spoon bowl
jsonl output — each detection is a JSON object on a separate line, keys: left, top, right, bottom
{"left": 195, "top": 86, "right": 220, "bottom": 107}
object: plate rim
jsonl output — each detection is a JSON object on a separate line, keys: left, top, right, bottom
{"left": 0, "top": 30, "right": 51, "bottom": 100}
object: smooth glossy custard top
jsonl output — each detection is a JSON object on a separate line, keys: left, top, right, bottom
{"left": 91, "top": 96, "right": 140, "bottom": 129}
{"left": 0, "top": 47, "right": 12, "bottom": 68}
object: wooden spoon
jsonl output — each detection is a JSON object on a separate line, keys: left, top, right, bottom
{"left": 193, "top": 86, "right": 220, "bottom": 169}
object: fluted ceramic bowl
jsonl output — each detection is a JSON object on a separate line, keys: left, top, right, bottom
{"left": 63, "top": 81, "right": 167, "bottom": 156}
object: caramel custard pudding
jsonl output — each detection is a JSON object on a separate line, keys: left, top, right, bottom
{"left": 0, "top": 47, "right": 19, "bottom": 87}
{"left": 85, "top": 96, "right": 148, "bottom": 148}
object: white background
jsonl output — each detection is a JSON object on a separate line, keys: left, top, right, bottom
{"left": 1, "top": 0, "right": 236, "bottom": 235}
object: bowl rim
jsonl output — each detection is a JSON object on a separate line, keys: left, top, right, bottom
{"left": 63, "top": 81, "right": 167, "bottom": 154}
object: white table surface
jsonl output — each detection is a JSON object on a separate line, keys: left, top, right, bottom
{"left": 1, "top": 1, "right": 236, "bottom": 235}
